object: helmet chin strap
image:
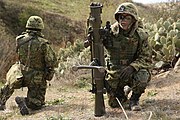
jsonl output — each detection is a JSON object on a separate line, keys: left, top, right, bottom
{"left": 127, "top": 22, "right": 134, "bottom": 30}
{"left": 118, "top": 20, "right": 138, "bottom": 37}
{"left": 129, "top": 21, "right": 138, "bottom": 37}
{"left": 119, "top": 18, "right": 136, "bottom": 31}
{"left": 119, "top": 22, "right": 133, "bottom": 31}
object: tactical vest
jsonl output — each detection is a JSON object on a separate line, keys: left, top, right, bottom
{"left": 16, "top": 32, "right": 48, "bottom": 71}
{"left": 105, "top": 22, "right": 148, "bottom": 70}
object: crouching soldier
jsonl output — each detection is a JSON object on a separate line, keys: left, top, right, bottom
{"left": 0, "top": 16, "right": 58, "bottom": 115}
{"left": 103, "top": 2, "right": 152, "bottom": 111}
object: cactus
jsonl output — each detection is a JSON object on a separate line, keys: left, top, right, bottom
{"left": 157, "top": 17, "right": 164, "bottom": 24}
{"left": 174, "top": 36, "right": 180, "bottom": 48}
{"left": 156, "top": 19, "right": 163, "bottom": 29}
{"left": 153, "top": 24, "right": 158, "bottom": 32}
{"left": 149, "top": 38, "right": 156, "bottom": 47}
{"left": 177, "top": 19, "right": 180, "bottom": 23}
{"left": 155, "top": 51, "right": 163, "bottom": 60}
{"left": 162, "top": 46, "right": 169, "bottom": 56}
{"left": 177, "top": 32, "right": 180, "bottom": 39}
{"left": 145, "top": 17, "right": 180, "bottom": 68}
{"left": 168, "top": 24, "right": 173, "bottom": 32}
{"left": 174, "top": 22, "right": 180, "bottom": 31}
{"left": 154, "top": 41, "right": 163, "bottom": 51}
{"left": 166, "top": 40, "right": 172, "bottom": 47}
{"left": 169, "top": 30, "right": 177, "bottom": 38}
{"left": 160, "top": 36, "right": 166, "bottom": 44}
{"left": 144, "top": 23, "right": 151, "bottom": 30}
{"left": 167, "top": 17, "right": 174, "bottom": 24}
{"left": 154, "top": 32, "right": 160, "bottom": 41}
{"left": 173, "top": 35, "right": 178, "bottom": 44}
{"left": 168, "top": 45, "right": 175, "bottom": 56}
{"left": 158, "top": 26, "right": 166, "bottom": 36}
{"left": 149, "top": 31, "right": 156, "bottom": 37}
{"left": 163, "top": 20, "right": 171, "bottom": 30}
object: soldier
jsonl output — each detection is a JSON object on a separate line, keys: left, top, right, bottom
{"left": 103, "top": 2, "right": 152, "bottom": 111}
{"left": 0, "top": 16, "right": 58, "bottom": 115}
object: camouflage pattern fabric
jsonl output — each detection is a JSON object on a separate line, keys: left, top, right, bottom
{"left": 26, "top": 16, "right": 44, "bottom": 30}
{"left": 104, "top": 2, "right": 152, "bottom": 108}
{"left": 6, "top": 62, "right": 24, "bottom": 83}
{"left": 105, "top": 23, "right": 151, "bottom": 88}
{"left": 105, "top": 24, "right": 151, "bottom": 107}
{"left": 0, "top": 30, "right": 57, "bottom": 110}
{"left": 114, "top": 2, "right": 139, "bottom": 21}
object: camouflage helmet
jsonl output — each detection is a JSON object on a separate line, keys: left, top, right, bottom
{"left": 26, "top": 16, "right": 44, "bottom": 30}
{"left": 115, "top": 2, "right": 139, "bottom": 21}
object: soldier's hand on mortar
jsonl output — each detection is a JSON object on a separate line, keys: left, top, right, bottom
{"left": 119, "top": 66, "right": 136, "bottom": 80}
{"left": 84, "top": 34, "right": 92, "bottom": 48}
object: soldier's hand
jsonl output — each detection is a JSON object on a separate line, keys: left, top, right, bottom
{"left": 119, "top": 66, "right": 136, "bottom": 80}
{"left": 84, "top": 34, "right": 92, "bottom": 48}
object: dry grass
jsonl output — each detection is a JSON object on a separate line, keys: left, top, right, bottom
{"left": 0, "top": 70, "right": 179, "bottom": 120}
{"left": 0, "top": 0, "right": 180, "bottom": 119}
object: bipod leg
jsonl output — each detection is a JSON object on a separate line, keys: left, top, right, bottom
{"left": 116, "top": 97, "right": 129, "bottom": 120}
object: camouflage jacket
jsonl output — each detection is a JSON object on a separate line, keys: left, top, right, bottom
{"left": 104, "top": 22, "right": 152, "bottom": 71}
{"left": 16, "top": 30, "right": 58, "bottom": 79}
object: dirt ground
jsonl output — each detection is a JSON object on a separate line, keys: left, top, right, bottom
{"left": 0, "top": 69, "right": 180, "bottom": 120}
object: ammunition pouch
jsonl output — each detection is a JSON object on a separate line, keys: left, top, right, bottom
{"left": 6, "top": 62, "right": 24, "bottom": 83}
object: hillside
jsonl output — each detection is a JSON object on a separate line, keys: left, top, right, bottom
{"left": 0, "top": 0, "right": 180, "bottom": 120}
{"left": 0, "top": 0, "right": 87, "bottom": 79}
{"left": 0, "top": 0, "right": 179, "bottom": 79}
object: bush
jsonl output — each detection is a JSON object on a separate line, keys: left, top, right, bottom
{"left": 144, "top": 17, "right": 180, "bottom": 69}
{"left": 56, "top": 39, "right": 90, "bottom": 79}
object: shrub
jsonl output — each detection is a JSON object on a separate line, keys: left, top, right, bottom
{"left": 145, "top": 17, "right": 180, "bottom": 69}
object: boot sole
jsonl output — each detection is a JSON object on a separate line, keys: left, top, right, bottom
{"left": 131, "top": 105, "right": 141, "bottom": 111}
{"left": 15, "top": 97, "right": 29, "bottom": 115}
{"left": 0, "top": 105, "right": 5, "bottom": 110}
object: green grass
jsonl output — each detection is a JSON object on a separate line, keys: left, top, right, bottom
{"left": 46, "top": 98, "right": 65, "bottom": 105}
{"left": 0, "top": 82, "right": 4, "bottom": 88}
{"left": 147, "top": 90, "right": 158, "bottom": 97}
{"left": 6, "top": 0, "right": 90, "bottom": 21}
{"left": 0, "top": 116, "right": 7, "bottom": 120}
{"left": 74, "top": 78, "right": 91, "bottom": 89}
{"left": 46, "top": 115, "right": 72, "bottom": 120}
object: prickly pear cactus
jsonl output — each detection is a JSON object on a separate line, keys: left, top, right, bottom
{"left": 144, "top": 17, "right": 180, "bottom": 68}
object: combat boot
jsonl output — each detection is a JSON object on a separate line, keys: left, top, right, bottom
{"left": 108, "top": 91, "right": 127, "bottom": 108}
{"left": 15, "top": 96, "right": 29, "bottom": 115}
{"left": 108, "top": 94, "right": 120, "bottom": 108}
{"left": 0, "top": 103, "right": 5, "bottom": 110}
{"left": 129, "top": 93, "right": 141, "bottom": 111}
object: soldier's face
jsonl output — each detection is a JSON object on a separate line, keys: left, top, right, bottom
{"left": 118, "top": 14, "right": 134, "bottom": 30}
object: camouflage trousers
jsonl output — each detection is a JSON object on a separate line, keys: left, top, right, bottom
{"left": 106, "top": 69, "right": 151, "bottom": 107}
{"left": 0, "top": 70, "right": 47, "bottom": 110}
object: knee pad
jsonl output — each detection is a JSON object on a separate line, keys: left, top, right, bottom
{"left": 132, "top": 69, "right": 151, "bottom": 92}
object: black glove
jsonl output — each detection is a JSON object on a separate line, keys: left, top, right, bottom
{"left": 119, "top": 66, "right": 136, "bottom": 80}
{"left": 84, "top": 34, "right": 92, "bottom": 48}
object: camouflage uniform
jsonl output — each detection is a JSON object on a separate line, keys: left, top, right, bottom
{"left": 103, "top": 3, "right": 152, "bottom": 110}
{"left": 0, "top": 16, "right": 57, "bottom": 113}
